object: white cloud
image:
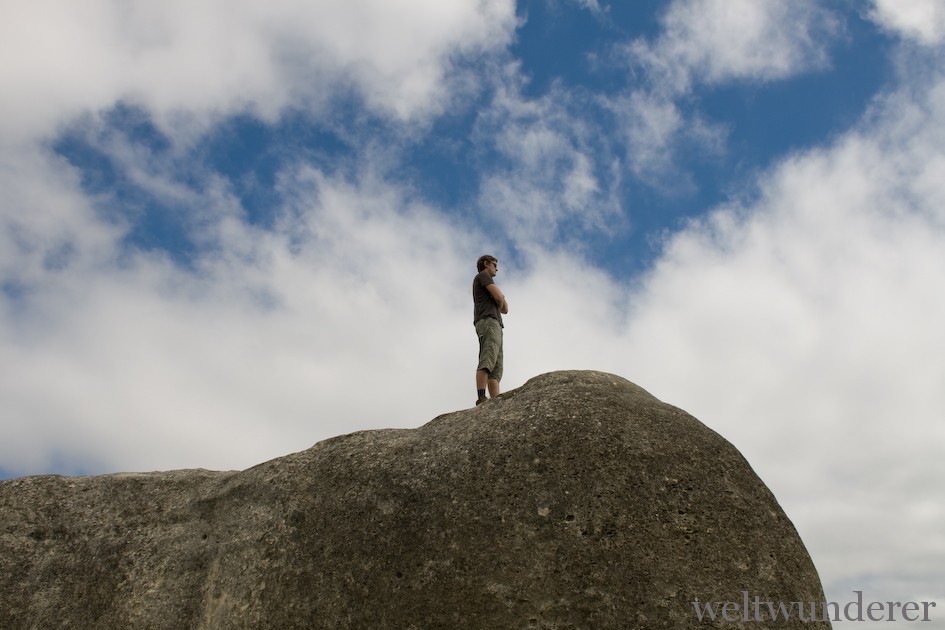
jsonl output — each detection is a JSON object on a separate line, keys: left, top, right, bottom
{"left": 0, "top": 0, "right": 520, "bottom": 477}
{"left": 870, "top": 0, "right": 945, "bottom": 46}
{"left": 474, "top": 74, "right": 621, "bottom": 244}
{"left": 0, "top": 159, "right": 489, "bottom": 474}
{"left": 0, "top": 0, "right": 516, "bottom": 143}
{"left": 631, "top": 0, "right": 838, "bottom": 94}
{"left": 607, "top": 90, "right": 686, "bottom": 184}
{"left": 612, "top": 0, "right": 839, "bottom": 182}
{"left": 0, "top": 0, "right": 518, "bottom": 474}
{"left": 573, "top": 0, "right": 603, "bottom": 14}
{"left": 0, "top": 148, "right": 120, "bottom": 289}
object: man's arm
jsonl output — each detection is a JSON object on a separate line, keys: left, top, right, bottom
{"left": 486, "top": 284, "right": 509, "bottom": 314}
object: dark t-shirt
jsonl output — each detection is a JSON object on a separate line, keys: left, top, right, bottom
{"left": 472, "top": 270, "right": 503, "bottom": 327}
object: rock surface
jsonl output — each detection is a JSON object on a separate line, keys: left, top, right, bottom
{"left": 0, "top": 371, "right": 830, "bottom": 629}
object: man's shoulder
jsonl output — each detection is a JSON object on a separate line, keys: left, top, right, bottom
{"left": 474, "top": 270, "right": 494, "bottom": 286}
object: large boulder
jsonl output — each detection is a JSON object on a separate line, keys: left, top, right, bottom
{"left": 0, "top": 370, "right": 830, "bottom": 628}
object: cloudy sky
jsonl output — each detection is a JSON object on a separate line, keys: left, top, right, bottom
{"left": 2, "top": 0, "right": 943, "bottom": 621}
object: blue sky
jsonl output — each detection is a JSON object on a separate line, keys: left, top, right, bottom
{"left": 2, "top": 0, "right": 944, "bottom": 624}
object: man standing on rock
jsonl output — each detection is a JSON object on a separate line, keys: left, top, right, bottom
{"left": 473, "top": 254, "right": 508, "bottom": 406}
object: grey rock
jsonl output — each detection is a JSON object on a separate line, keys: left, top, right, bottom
{"left": 0, "top": 370, "right": 830, "bottom": 629}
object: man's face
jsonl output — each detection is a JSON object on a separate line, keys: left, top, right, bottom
{"left": 486, "top": 260, "right": 498, "bottom": 277}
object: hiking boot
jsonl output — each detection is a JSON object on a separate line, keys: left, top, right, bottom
{"left": 476, "top": 396, "right": 488, "bottom": 406}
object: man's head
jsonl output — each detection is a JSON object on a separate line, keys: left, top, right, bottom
{"left": 477, "top": 255, "right": 498, "bottom": 276}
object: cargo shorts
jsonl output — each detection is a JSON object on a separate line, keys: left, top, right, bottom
{"left": 475, "top": 317, "right": 503, "bottom": 382}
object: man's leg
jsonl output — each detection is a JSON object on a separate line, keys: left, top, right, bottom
{"left": 487, "top": 378, "right": 500, "bottom": 398}
{"left": 475, "top": 318, "right": 502, "bottom": 404}
{"left": 477, "top": 368, "right": 490, "bottom": 391}
{"left": 487, "top": 328, "right": 503, "bottom": 398}
{"left": 475, "top": 369, "right": 490, "bottom": 405}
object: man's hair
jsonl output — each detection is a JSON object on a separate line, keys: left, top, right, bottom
{"left": 477, "top": 255, "right": 497, "bottom": 272}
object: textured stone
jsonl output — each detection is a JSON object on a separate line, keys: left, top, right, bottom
{"left": 0, "top": 370, "right": 830, "bottom": 628}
